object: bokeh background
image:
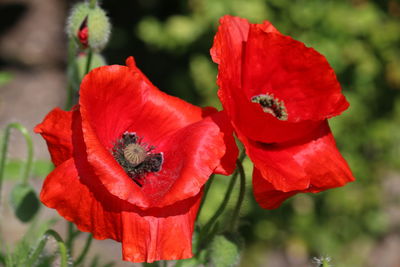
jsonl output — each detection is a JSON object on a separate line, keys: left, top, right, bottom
{"left": 1, "top": 0, "right": 400, "bottom": 266}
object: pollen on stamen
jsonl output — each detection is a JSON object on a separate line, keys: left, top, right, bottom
{"left": 251, "top": 93, "right": 288, "bottom": 121}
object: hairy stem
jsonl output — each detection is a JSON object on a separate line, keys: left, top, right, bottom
{"left": 74, "top": 234, "right": 93, "bottom": 266}
{"left": 26, "top": 229, "right": 70, "bottom": 267}
{"left": 229, "top": 157, "right": 246, "bottom": 232}
{"left": 0, "top": 123, "right": 33, "bottom": 204}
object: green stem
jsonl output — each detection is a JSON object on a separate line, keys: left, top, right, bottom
{"left": 197, "top": 172, "right": 238, "bottom": 250}
{"left": 196, "top": 150, "right": 246, "bottom": 251}
{"left": 229, "top": 157, "right": 246, "bottom": 232}
{"left": 74, "top": 234, "right": 93, "bottom": 266}
{"left": 85, "top": 49, "right": 93, "bottom": 76}
{"left": 196, "top": 174, "right": 215, "bottom": 220}
{"left": 26, "top": 229, "right": 70, "bottom": 267}
{"left": 65, "top": 38, "right": 77, "bottom": 110}
{"left": 66, "top": 222, "right": 81, "bottom": 256}
{"left": 0, "top": 123, "right": 33, "bottom": 204}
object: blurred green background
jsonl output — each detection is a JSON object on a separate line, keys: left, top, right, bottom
{"left": 1, "top": 0, "right": 400, "bottom": 266}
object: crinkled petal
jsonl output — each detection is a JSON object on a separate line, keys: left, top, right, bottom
{"left": 208, "top": 110, "right": 238, "bottom": 175}
{"left": 77, "top": 104, "right": 227, "bottom": 208}
{"left": 71, "top": 109, "right": 149, "bottom": 208}
{"left": 252, "top": 167, "right": 298, "bottom": 209}
{"left": 139, "top": 115, "right": 227, "bottom": 207}
{"left": 240, "top": 121, "right": 354, "bottom": 192}
{"left": 40, "top": 158, "right": 202, "bottom": 262}
{"left": 243, "top": 26, "right": 349, "bottom": 122}
{"left": 79, "top": 59, "right": 205, "bottom": 149}
{"left": 34, "top": 107, "right": 76, "bottom": 166}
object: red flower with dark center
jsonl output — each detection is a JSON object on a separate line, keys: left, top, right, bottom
{"left": 211, "top": 15, "right": 355, "bottom": 209}
{"left": 35, "top": 57, "right": 238, "bottom": 262}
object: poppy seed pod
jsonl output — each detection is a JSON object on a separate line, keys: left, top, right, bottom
{"left": 66, "top": 3, "right": 111, "bottom": 51}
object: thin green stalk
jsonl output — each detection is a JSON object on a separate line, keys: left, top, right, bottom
{"left": 197, "top": 170, "right": 238, "bottom": 250}
{"left": 229, "top": 157, "right": 246, "bottom": 232}
{"left": 0, "top": 123, "right": 33, "bottom": 204}
{"left": 85, "top": 49, "right": 93, "bottom": 75}
{"left": 26, "top": 229, "right": 70, "bottom": 267}
{"left": 196, "top": 174, "right": 215, "bottom": 220}
{"left": 66, "top": 222, "right": 81, "bottom": 256}
{"left": 197, "top": 150, "right": 246, "bottom": 250}
{"left": 65, "top": 38, "right": 77, "bottom": 110}
{"left": 66, "top": 222, "right": 74, "bottom": 253}
{"left": 74, "top": 234, "right": 93, "bottom": 266}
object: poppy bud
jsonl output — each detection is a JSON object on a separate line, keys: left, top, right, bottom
{"left": 10, "top": 184, "right": 40, "bottom": 222}
{"left": 66, "top": 2, "right": 111, "bottom": 51}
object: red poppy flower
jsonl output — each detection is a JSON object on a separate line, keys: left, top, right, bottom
{"left": 211, "top": 15, "right": 354, "bottom": 209}
{"left": 35, "top": 57, "right": 238, "bottom": 262}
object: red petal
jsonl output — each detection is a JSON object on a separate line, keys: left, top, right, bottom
{"left": 210, "top": 15, "right": 250, "bottom": 66}
{"left": 40, "top": 158, "right": 202, "bottom": 262}
{"left": 252, "top": 167, "right": 297, "bottom": 209}
{"left": 34, "top": 107, "right": 75, "bottom": 166}
{"left": 242, "top": 26, "right": 349, "bottom": 122}
{"left": 240, "top": 121, "right": 354, "bottom": 192}
{"left": 77, "top": 103, "right": 227, "bottom": 208}
{"left": 208, "top": 110, "right": 238, "bottom": 175}
{"left": 146, "top": 115, "right": 227, "bottom": 206}
{"left": 71, "top": 109, "right": 148, "bottom": 208}
{"left": 79, "top": 60, "right": 205, "bottom": 149}
{"left": 210, "top": 15, "right": 278, "bottom": 65}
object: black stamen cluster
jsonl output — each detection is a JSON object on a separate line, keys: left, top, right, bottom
{"left": 111, "top": 132, "right": 163, "bottom": 186}
{"left": 251, "top": 94, "right": 288, "bottom": 120}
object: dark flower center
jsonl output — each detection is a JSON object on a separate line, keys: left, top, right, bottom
{"left": 111, "top": 132, "right": 163, "bottom": 186}
{"left": 251, "top": 93, "right": 288, "bottom": 121}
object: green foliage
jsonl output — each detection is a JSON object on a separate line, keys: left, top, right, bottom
{"left": 209, "top": 234, "right": 242, "bottom": 267}
{"left": 3, "top": 160, "right": 53, "bottom": 181}
{"left": 4, "top": 218, "right": 58, "bottom": 266}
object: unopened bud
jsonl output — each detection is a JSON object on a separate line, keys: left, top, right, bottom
{"left": 10, "top": 184, "right": 40, "bottom": 222}
{"left": 66, "top": 3, "right": 111, "bottom": 51}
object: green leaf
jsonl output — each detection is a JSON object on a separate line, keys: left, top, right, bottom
{"left": 209, "top": 234, "right": 242, "bottom": 267}
{"left": 10, "top": 184, "right": 40, "bottom": 222}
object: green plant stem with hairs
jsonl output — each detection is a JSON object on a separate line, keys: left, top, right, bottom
{"left": 197, "top": 150, "right": 246, "bottom": 252}
{"left": 0, "top": 123, "right": 33, "bottom": 205}
{"left": 26, "top": 229, "right": 70, "bottom": 267}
